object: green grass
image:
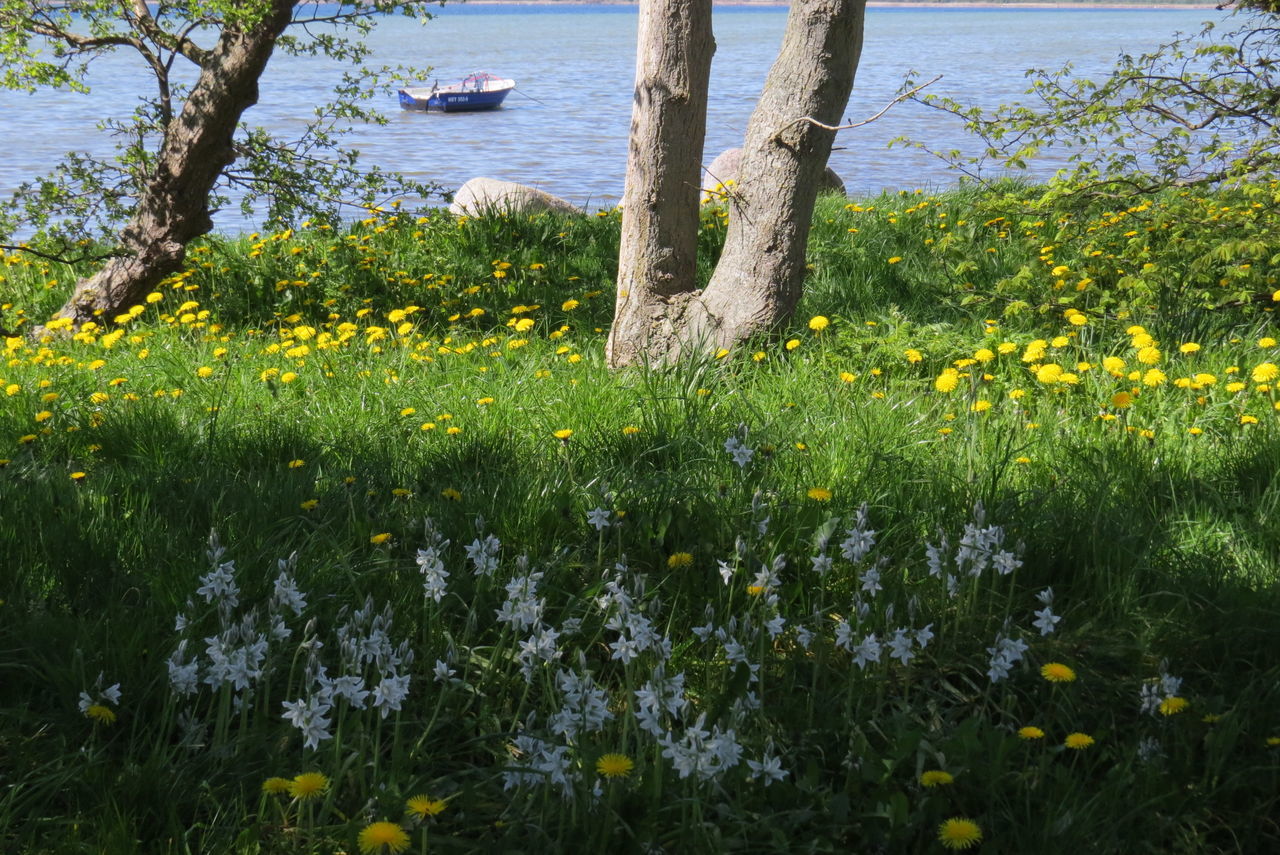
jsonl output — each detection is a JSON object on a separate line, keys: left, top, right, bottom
{"left": 1, "top": 186, "right": 1278, "bottom": 853}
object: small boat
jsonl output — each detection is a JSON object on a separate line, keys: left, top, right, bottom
{"left": 398, "top": 72, "right": 516, "bottom": 113}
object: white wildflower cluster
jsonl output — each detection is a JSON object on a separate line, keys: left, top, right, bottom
{"left": 279, "top": 596, "right": 414, "bottom": 749}
{"left": 495, "top": 556, "right": 563, "bottom": 681}
{"left": 168, "top": 535, "right": 305, "bottom": 700}
{"left": 926, "top": 503, "right": 1024, "bottom": 598}
{"left": 465, "top": 520, "right": 501, "bottom": 577}
{"left": 333, "top": 596, "right": 414, "bottom": 718}
{"left": 1139, "top": 662, "right": 1184, "bottom": 716}
{"left": 503, "top": 732, "right": 577, "bottom": 796}
{"left": 657, "top": 713, "right": 744, "bottom": 782}
{"left": 548, "top": 668, "right": 614, "bottom": 740}
{"left": 986, "top": 629, "right": 1030, "bottom": 683}
{"left": 724, "top": 428, "right": 755, "bottom": 469}
{"left": 634, "top": 664, "right": 690, "bottom": 737}
{"left": 496, "top": 562, "right": 546, "bottom": 632}
{"left": 1032, "top": 587, "right": 1061, "bottom": 636}
{"left": 599, "top": 561, "right": 671, "bottom": 665}
{"left": 840, "top": 503, "right": 878, "bottom": 565}
{"left": 415, "top": 518, "right": 451, "bottom": 603}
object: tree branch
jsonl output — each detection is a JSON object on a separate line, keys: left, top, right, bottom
{"left": 776, "top": 74, "right": 942, "bottom": 139}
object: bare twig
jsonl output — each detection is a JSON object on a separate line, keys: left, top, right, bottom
{"left": 775, "top": 74, "right": 943, "bottom": 139}
{"left": 0, "top": 244, "right": 124, "bottom": 265}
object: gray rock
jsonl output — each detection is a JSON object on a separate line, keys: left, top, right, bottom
{"left": 449, "top": 177, "right": 582, "bottom": 217}
{"left": 701, "top": 148, "right": 846, "bottom": 200}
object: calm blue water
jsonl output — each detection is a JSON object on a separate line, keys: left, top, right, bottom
{"left": 0, "top": 4, "right": 1224, "bottom": 229}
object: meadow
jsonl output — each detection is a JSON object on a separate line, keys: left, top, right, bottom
{"left": 2, "top": 184, "right": 1279, "bottom": 853}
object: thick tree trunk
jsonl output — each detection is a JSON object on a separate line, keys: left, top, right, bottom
{"left": 37, "top": 0, "right": 297, "bottom": 335}
{"left": 696, "top": 0, "right": 865, "bottom": 349}
{"left": 605, "top": 0, "right": 714, "bottom": 367}
{"left": 608, "top": 0, "right": 866, "bottom": 366}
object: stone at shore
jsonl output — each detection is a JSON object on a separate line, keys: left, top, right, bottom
{"left": 701, "top": 148, "right": 846, "bottom": 199}
{"left": 449, "top": 178, "right": 582, "bottom": 217}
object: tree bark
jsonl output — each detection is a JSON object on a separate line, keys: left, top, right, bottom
{"left": 696, "top": 0, "right": 865, "bottom": 350}
{"left": 608, "top": 0, "right": 866, "bottom": 366}
{"left": 605, "top": 0, "right": 715, "bottom": 368}
{"left": 37, "top": 0, "right": 297, "bottom": 335}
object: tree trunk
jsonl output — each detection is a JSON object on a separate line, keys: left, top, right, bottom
{"left": 608, "top": 0, "right": 866, "bottom": 367}
{"left": 605, "top": 0, "right": 715, "bottom": 368}
{"left": 36, "top": 0, "right": 297, "bottom": 335}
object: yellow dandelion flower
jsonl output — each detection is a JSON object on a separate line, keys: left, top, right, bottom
{"left": 1111, "top": 391, "right": 1133, "bottom": 409}
{"left": 1179, "top": 342, "right": 1200, "bottom": 354}
{"left": 808, "top": 315, "right": 830, "bottom": 332}
{"left": 596, "top": 753, "right": 635, "bottom": 779}
{"left": 887, "top": 256, "right": 902, "bottom": 265}
{"left": 919, "top": 770, "right": 954, "bottom": 787}
{"left": 1159, "top": 696, "right": 1189, "bottom": 716}
{"left": 406, "top": 794, "right": 447, "bottom": 818}
{"left": 1259, "top": 337, "right": 1277, "bottom": 348}
{"left": 839, "top": 371, "right": 856, "bottom": 383}
{"left": 357, "top": 820, "right": 410, "bottom": 854}
{"left": 1018, "top": 725, "right": 1045, "bottom": 740}
{"left": 262, "top": 777, "right": 292, "bottom": 795}
{"left": 300, "top": 499, "right": 319, "bottom": 511}
{"left": 1035, "top": 363, "right": 1063, "bottom": 384}
{"left": 935, "top": 369, "right": 960, "bottom": 393}
{"left": 441, "top": 487, "right": 462, "bottom": 501}
{"left": 622, "top": 425, "right": 641, "bottom": 435}
{"left": 937, "top": 817, "right": 982, "bottom": 850}
{"left": 1040, "top": 662, "right": 1076, "bottom": 683}
{"left": 1064, "top": 732, "right": 1095, "bottom": 750}
{"left": 288, "top": 772, "right": 329, "bottom": 800}
{"left": 785, "top": 338, "right": 801, "bottom": 351}
{"left": 84, "top": 704, "right": 116, "bottom": 724}
{"left": 807, "top": 487, "right": 832, "bottom": 502}
{"left": 667, "top": 552, "right": 693, "bottom": 569}
{"left": 1251, "top": 362, "right": 1278, "bottom": 383}
{"left": 972, "top": 399, "right": 992, "bottom": 413}
{"left": 553, "top": 429, "right": 573, "bottom": 440}
{"left": 196, "top": 366, "right": 214, "bottom": 378}
{"left": 370, "top": 532, "right": 392, "bottom": 545}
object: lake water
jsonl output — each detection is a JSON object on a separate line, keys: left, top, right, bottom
{"left": 0, "top": 4, "right": 1224, "bottom": 230}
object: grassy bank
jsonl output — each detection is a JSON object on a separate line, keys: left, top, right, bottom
{"left": 2, "top": 184, "right": 1278, "bottom": 853}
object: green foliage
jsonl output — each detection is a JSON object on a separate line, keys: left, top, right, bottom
{"left": 898, "top": 7, "right": 1280, "bottom": 200}
{"left": 0, "top": 0, "right": 443, "bottom": 250}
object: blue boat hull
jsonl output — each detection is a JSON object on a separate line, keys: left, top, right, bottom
{"left": 398, "top": 87, "right": 512, "bottom": 113}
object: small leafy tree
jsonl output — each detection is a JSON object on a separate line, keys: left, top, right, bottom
{"left": 0, "top": 0, "right": 439, "bottom": 333}
{"left": 901, "top": 6, "right": 1280, "bottom": 198}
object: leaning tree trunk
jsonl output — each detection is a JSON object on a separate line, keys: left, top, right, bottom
{"left": 37, "top": 0, "right": 297, "bottom": 335}
{"left": 608, "top": 0, "right": 866, "bottom": 367}
{"left": 605, "top": 0, "right": 714, "bottom": 368}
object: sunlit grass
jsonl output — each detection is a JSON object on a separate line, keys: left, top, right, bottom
{"left": 1, "top": 186, "right": 1278, "bottom": 853}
